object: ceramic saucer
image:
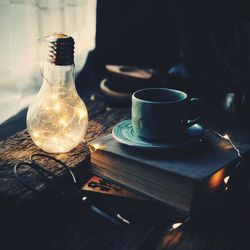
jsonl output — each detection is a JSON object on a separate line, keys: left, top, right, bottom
{"left": 112, "top": 119, "right": 204, "bottom": 150}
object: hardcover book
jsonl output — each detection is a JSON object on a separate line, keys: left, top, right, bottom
{"left": 81, "top": 175, "right": 171, "bottom": 217}
{"left": 89, "top": 133, "right": 248, "bottom": 216}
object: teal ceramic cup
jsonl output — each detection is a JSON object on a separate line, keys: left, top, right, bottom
{"left": 132, "top": 88, "right": 202, "bottom": 141}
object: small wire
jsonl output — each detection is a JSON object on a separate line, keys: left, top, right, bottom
{"left": 14, "top": 162, "right": 40, "bottom": 193}
{"left": 213, "top": 131, "right": 242, "bottom": 158}
{"left": 14, "top": 154, "right": 130, "bottom": 228}
{"left": 168, "top": 129, "right": 243, "bottom": 233}
{"left": 116, "top": 213, "right": 130, "bottom": 225}
{"left": 205, "top": 129, "right": 242, "bottom": 158}
{"left": 30, "top": 153, "right": 77, "bottom": 184}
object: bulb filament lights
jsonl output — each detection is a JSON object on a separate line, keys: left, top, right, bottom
{"left": 27, "top": 33, "right": 88, "bottom": 153}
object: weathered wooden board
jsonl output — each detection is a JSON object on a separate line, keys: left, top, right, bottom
{"left": 0, "top": 99, "right": 129, "bottom": 199}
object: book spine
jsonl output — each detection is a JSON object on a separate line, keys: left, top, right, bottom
{"left": 90, "top": 163, "right": 189, "bottom": 219}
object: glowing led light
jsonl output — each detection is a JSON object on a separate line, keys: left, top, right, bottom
{"left": 32, "top": 131, "right": 40, "bottom": 138}
{"left": 51, "top": 136, "right": 58, "bottom": 143}
{"left": 65, "top": 132, "right": 70, "bottom": 137}
{"left": 78, "top": 109, "right": 86, "bottom": 119}
{"left": 116, "top": 213, "right": 130, "bottom": 224}
{"left": 92, "top": 143, "right": 101, "bottom": 150}
{"left": 171, "top": 222, "right": 183, "bottom": 230}
{"left": 27, "top": 34, "right": 88, "bottom": 154}
{"left": 90, "top": 94, "right": 95, "bottom": 101}
{"left": 213, "top": 131, "right": 242, "bottom": 158}
{"left": 224, "top": 176, "right": 230, "bottom": 185}
{"left": 58, "top": 146, "right": 65, "bottom": 152}
{"left": 51, "top": 94, "right": 57, "bottom": 100}
{"left": 90, "top": 143, "right": 105, "bottom": 152}
{"left": 60, "top": 118, "right": 67, "bottom": 127}
{"left": 36, "top": 140, "right": 42, "bottom": 146}
{"left": 53, "top": 102, "right": 61, "bottom": 112}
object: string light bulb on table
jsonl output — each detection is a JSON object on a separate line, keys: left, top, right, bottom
{"left": 27, "top": 33, "right": 88, "bottom": 153}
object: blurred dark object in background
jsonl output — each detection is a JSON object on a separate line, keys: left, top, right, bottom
{"left": 100, "top": 65, "right": 165, "bottom": 105}
{"left": 173, "top": 1, "right": 249, "bottom": 98}
{"left": 170, "top": 0, "right": 250, "bottom": 128}
{"left": 92, "top": 0, "right": 250, "bottom": 128}
{"left": 95, "top": 0, "right": 179, "bottom": 82}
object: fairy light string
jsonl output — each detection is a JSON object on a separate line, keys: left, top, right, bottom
{"left": 91, "top": 128, "right": 245, "bottom": 232}
{"left": 166, "top": 129, "right": 243, "bottom": 234}
{"left": 27, "top": 34, "right": 89, "bottom": 154}
{"left": 28, "top": 87, "right": 88, "bottom": 153}
{"left": 213, "top": 131, "right": 242, "bottom": 158}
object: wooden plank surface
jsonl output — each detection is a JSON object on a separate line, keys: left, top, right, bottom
{"left": 0, "top": 96, "right": 129, "bottom": 201}
{"left": 1, "top": 93, "right": 250, "bottom": 250}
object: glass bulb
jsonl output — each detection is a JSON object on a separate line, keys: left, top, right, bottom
{"left": 27, "top": 33, "right": 88, "bottom": 153}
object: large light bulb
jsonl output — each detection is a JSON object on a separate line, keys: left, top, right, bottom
{"left": 27, "top": 33, "right": 88, "bottom": 153}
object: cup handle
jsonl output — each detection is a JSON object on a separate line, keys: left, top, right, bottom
{"left": 186, "top": 97, "right": 203, "bottom": 127}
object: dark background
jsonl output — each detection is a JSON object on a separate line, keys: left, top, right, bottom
{"left": 1, "top": 0, "right": 250, "bottom": 140}
{"left": 91, "top": 0, "right": 250, "bottom": 98}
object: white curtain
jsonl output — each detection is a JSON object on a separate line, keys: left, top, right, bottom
{"left": 0, "top": 0, "right": 96, "bottom": 124}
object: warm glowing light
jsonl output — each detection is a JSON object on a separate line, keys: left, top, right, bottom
{"left": 44, "top": 105, "right": 50, "bottom": 110}
{"left": 27, "top": 89, "right": 88, "bottom": 153}
{"left": 28, "top": 92, "right": 88, "bottom": 152}
{"left": 53, "top": 102, "right": 61, "bottom": 112}
{"left": 208, "top": 168, "right": 225, "bottom": 189}
{"left": 36, "top": 140, "right": 42, "bottom": 147}
{"left": 78, "top": 109, "right": 86, "bottom": 119}
{"left": 58, "top": 146, "right": 65, "bottom": 152}
{"left": 224, "top": 176, "right": 230, "bottom": 185}
{"left": 92, "top": 143, "right": 101, "bottom": 150}
{"left": 65, "top": 132, "right": 71, "bottom": 137}
{"left": 51, "top": 136, "right": 58, "bottom": 143}
{"left": 27, "top": 33, "right": 89, "bottom": 154}
{"left": 51, "top": 94, "right": 57, "bottom": 100}
{"left": 171, "top": 222, "right": 182, "bottom": 230}
{"left": 219, "top": 133, "right": 242, "bottom": 158}
{"left": 91, "top": 143, "right": 105, "bottom": 152}
{"left": 90, "top": 94, "right": 95, "bottom": 101}
{"left": 60, "top": 118, "right": 67, "bottom": 127}
{"left": 32, "top": 131, "right": 40, "bottom": 138}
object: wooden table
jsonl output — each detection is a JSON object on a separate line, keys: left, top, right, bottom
{"left": 1, "top": 91, "right": 250, "bottom": 250}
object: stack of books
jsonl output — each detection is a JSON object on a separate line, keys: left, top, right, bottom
{"left": 88, "top": 133, "right": 247, "bottom": 216}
